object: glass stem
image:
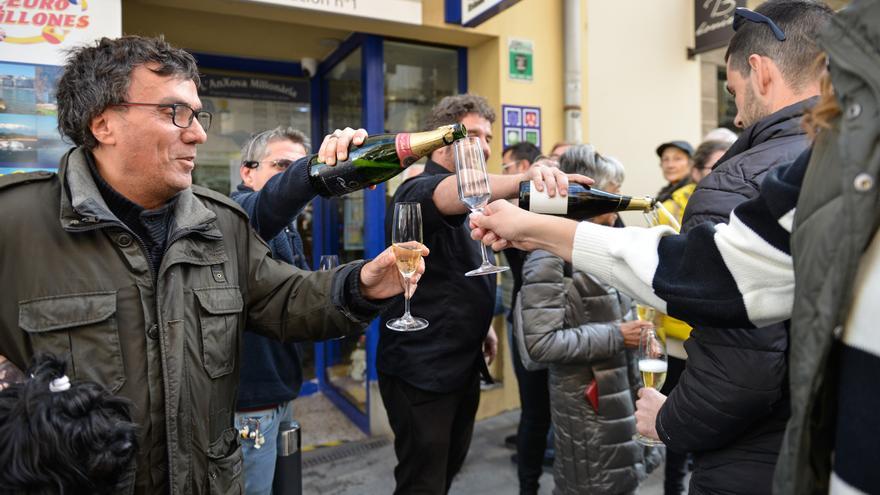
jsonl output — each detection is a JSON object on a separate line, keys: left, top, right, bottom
{"left": 402, "top": 275, "right": 412, "bottom": 318}
{"left": 478, "top": 241, "right": 492, "bottom": 266}
{"left": 473, "top": 207, "right": 492, "bottom": 266}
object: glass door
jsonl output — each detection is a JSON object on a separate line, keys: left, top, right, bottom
{"left": 313, "top": 43, "right": 371, "bottom": 427}
{"left": 312, "top": 35, "right": 463, "bottom": 434}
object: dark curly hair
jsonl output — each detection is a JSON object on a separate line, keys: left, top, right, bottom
{"left": 0, "top": 353, "right": 138, "bottom": 494}
{"left": 424, "top": 94, "right": 496, "bottom": 130}
{"left": 56, "top": 35, "right": 200, "bottom": 149}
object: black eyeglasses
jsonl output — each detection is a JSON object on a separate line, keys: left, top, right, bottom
{"left": 242, "top": 158, "right": 297, "bottom": 170}
{"left": 113, "top": 102, "right": 213, "bottom": 131}
{"left": 733, "top": 7, "right": 786, "bottom": 42}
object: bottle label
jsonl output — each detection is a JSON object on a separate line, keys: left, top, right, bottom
{"left": 528, "top": 180, "right": 568, "bottom": 214}
{"left": 395, "top": 133, "right": 417, "bottom": 168}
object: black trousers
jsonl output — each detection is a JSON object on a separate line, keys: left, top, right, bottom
{"left": 378, "top": 372, "right": 481, "bottom": 495}
{"left": 510, "top": 332, "right": 551, "bottom": 494}
{"left": 660, "top": 356, "right": 689, "bottom": 495}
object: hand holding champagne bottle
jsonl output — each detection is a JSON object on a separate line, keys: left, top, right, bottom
{"left": 312, "top": 124, "right": 467, "bottom": 197}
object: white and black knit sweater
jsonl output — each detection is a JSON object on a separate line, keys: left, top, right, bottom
{"left": 568, "top": 153, "right": 878, "bottom": 495}
{"left": 570, "top": 154, "right": 802, "bottom": 331}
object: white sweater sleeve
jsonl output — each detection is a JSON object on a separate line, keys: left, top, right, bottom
{"left": 571, "top": 222, "right": 674, "bottom": 314}
{"left": 570, "top": 209, "right": 794, "bottom": 329}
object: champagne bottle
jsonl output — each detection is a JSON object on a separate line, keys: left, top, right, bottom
{"left": 308, "top": 124, "right": 467, "bottom": 197}
{"left": 518, "top": 181, "right": 656, "bottom": 220}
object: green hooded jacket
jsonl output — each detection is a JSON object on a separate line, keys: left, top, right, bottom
{"left": 0, "top": 147, "right": 378, "bottom": 494}
{"left": 778, "top": 1, "right": 880, "bottom": 492}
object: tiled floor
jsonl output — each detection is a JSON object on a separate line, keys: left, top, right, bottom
{"left": 294, "top": 392, "right": 366, "bottom": 448}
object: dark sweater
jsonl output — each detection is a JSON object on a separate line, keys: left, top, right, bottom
{"left": 86, "top": 153, "right": 176, "bottom": 278}
{"left": 231, "top": 158, "right": 315, "bottom": 410}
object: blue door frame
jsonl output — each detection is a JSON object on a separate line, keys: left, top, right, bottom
{"left": 310, "top": 33, "right": 384, "bottom": 433}
{"left": 195, "top": 34, "right": 467, "bottom": 435}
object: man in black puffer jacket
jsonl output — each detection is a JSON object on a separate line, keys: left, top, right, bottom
{"left": 646, "top": 2, "right": 833, "bottom": 494}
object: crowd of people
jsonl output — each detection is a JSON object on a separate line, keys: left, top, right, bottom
{"left": 0, "top": 0, "right": 877, "bottom": 494}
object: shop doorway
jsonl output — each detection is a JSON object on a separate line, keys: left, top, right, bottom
{"left": 311, "top": 35, "right": 464, "bottom": 433}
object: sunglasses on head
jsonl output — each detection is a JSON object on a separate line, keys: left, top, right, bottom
{"left": 241, "top": 158, "right": 297, "bottom": 170}
{"left": 733, "top": 7, "right": 786, "bottom": 42}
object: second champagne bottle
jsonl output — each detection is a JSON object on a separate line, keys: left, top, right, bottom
{"left": 518, "top": 181, "right": 656, "bottom": 220}
{"left": 308, "top": 124, "right": 468, "bottom": 197}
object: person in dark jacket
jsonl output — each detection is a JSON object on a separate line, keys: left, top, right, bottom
{"left": 640, "top": 2, "right": 833, "bottom": 494}
{"left": 232, "top": 126, "right": 312, "bottom": 495}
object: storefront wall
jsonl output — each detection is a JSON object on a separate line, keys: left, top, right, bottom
{"left": 584, "top": 0, "right": 702, "bottom": 206}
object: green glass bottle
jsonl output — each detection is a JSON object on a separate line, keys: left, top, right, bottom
{"left": 308, "top": 124, "right": 467, "bottom": 197}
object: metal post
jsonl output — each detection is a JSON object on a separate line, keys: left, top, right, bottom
{"left": 272, "top": 421, "right": 302, "bottom": 495}
{"left": 564, "top": 0, "right": 583, "bottom": 143}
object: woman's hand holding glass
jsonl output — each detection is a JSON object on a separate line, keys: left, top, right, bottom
{"left": 634, "top": 325, "right": 667, "bottom": 446}
{"left": 619, "top": 320, "right": 654, "bottom": 349}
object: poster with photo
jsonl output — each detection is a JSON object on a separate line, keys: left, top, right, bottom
{"left": 0, "top": 0, "right": 122, "bottom": 170}
{"left": 0, "top": 61, "right": 69, "bottom": 169}
{"left": 0, "top": 62, "right": 36, "bottom": 114}
{"left": 35, "top": 66, "right": 62, "bottom": 115}
{"left": 0, "top": 113, "right": 37, "bottom": 167}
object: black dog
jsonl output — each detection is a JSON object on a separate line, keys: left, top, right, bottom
{"left": 0, "top": 354, "right": 138, "bottom": 494}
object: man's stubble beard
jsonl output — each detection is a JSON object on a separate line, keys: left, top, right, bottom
{"left": 741, "top": 83, "right": 772, "bottom": 129}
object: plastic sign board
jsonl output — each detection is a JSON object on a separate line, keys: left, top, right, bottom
{"left": 238, "top": 0, "right": 422, "bottom": 25}
{"left": 502, "top": 104, "right": 540, "bottom": 148}
{"left": 0, "top": 0, "right": 122, "bottom": 66}
{"left": 446, "top": 0, "right": 521, "bottom": 28}
{"left": 508, "top": 38, "right": 533, "bottom": 81}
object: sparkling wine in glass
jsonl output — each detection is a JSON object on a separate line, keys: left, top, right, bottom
{"left": 386, "top": 202, "right": 428, "bottom": 332}
{"left": 634, "top": 325, "right": 668, "bottom": 446}
{"left": 454, "top": 136, "right": 509, "bottom": 277}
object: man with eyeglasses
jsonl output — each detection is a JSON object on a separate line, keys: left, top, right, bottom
{"left": 232, "top": 127, "right": 312, "bottom": 495}
{"left": 0, "top": 36, "right": 419, "bottom": 495}
{"left": 633, "top": 2, "right": 834, "bottom": 494}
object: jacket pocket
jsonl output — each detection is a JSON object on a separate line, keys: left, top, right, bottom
{"left": 18, "top": 291, "right": 124, "bottom": 393}
{"left": 206, "top": 427, "right": 244, "bottom": 495}
{"left": 194, "top": 287, "right": 243, "bottom": 379}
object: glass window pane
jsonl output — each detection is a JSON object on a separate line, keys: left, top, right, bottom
{"left": 384, "top": 41, "right": 458, "bottom": 133}
{"left": 196, "top": 70, "right": 311, "bottom": 195}
{"left": 383, "top": 41, "right": 459, "bottom": 198}
{"left": 323, "top": 48, "right": 367, "bottom": 411}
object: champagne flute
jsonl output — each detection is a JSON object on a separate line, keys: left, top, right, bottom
{"left": 454, "top": 137, "right": 509, "bottom": 277}
{"left": 385, "top": 202, "right": 428, "bottom": 332}
{"left": 634, "top": 326, "right": 668, "bottom": 446}
{"left": 319, "top": 255, "right": 339, "bottom": 271}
